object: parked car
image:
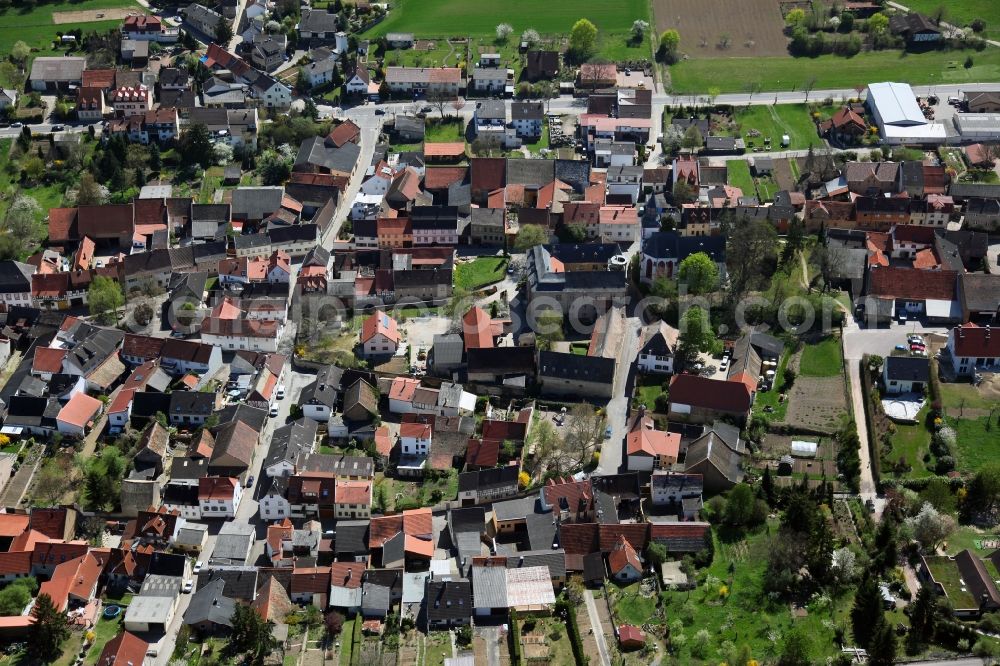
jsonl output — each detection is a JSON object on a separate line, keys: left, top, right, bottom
{"left": 50, "top": 124, "right": 64, "bottom": 131}
{"left": 604, "top": 426, "right": 613, "bottom": 439}
{"left": 276, "top": 385, "right": 286, "bottom": 400}
{"left": 374, "top": 108, "right": 385, "bottom": 115}
{"left": 895, "top": 344, "right": 907, "bottom": 351}
{"left": 193, "top": 561, "right": 204, "bottom": 574}
{"left": 182, "top": 580, "right": 193, "bottom": 593}
{"left": 245, "top": 475, "right": 254, "bottom": 488}
{"left": 269, "top": 404, "right": 279, "bottom": 417}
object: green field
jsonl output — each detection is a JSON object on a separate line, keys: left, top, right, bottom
{"left": 365, "top": 0, "right": 648, "bottom": 36}
{"left": 903, "top": 0, "right": 1000, "bottom": 42}
{"left": 887, "top": 405, "right": 934, "bottom": 478}
{"left": 726, "top": 160, "right": 754, "bottom": 196}
{"left": 670, "top": 49, "right": 1000, "bottom": 93}
{"left": 949, "top": 415, "right": 1000, "bottom": 473}
{"left": 799, "top": 336, "right": 843, "bottom": 377}
{"left": 454, "top": 256, "right": 508, "bottom": 290}
{"left": 0, "top": 0, "right": 145, "bottom": 56}
{"left": 731, "top": 104, "right": 825, "bottom": 152}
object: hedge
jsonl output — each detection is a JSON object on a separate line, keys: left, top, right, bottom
{"left": 555, "top": 599, "right": 588, "bottom": 666}
{"left": 509, "top": 609, "right": 523, "bottom": 666}
{"left": 859, "top": 357, "right": 883, "bottom": 487}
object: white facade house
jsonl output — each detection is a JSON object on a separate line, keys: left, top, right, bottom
{"left": 399, "top": 423, "right": 431, "bottom": 456}
{"left": 636, "top": 322, "right": 679, "bottom": 375}
{"left": 360, "top": 312, "right": 401, "bottom": 358}
{"left": 946, "top": 323, "right": 1000, "bottom": 376}
{"left": 607, "top": 166, "right": 643, "bottom": 204}
{"left": 198, "top": 477, "right": 243, "bottom": 519}
{"left": 259, "top": 489, "right": 291, "bottom": 521}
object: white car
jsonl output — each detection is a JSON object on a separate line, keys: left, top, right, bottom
{"left": 276, "top": 385, "right": 286, "bottom": 400}
{"left": 182, "top": 580, "right": 193, "bottom": 593}
{"left": 270, "top": 404, "right": 279, "bottom": 418}
{"left": 192, "top": 561, "right": 203, "bottom": 574}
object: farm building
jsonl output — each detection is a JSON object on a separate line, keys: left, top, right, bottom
{"left": 865, "top": 81, "right": 947, "bottom": 145}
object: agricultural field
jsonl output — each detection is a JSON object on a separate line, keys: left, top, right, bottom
{"left": 903, "top": 0, "right": 1000, "bottom": 42}
{"left": 0, "top": 0, "right": 145, "bottom": 56}
{"left": 670, "top": 48, "right": 1000, "bottom": 93}
{"left": 653, "top": 0, "right": 789, "bottom": 58}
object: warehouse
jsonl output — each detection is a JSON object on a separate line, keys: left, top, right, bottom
{"left": 953, "top": 113, "right": 1000, "bottom": 142}
{"left": 866, "top": 81, "right": 948, "bottom": 144}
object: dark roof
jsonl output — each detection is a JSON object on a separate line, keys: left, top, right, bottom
{"left": 184, "top": 578, "right": 236, "bottom": 627}
{"left": 0, "top": 261, "right": 34, "bottom": 293}
{"left": 333, "top": 520, "right": 369, "bottom": 555}
{"left": 538, "top": 351, "right": 615, "bottom": 384}
{"left": 170, "top": 391, "right": 216, "bottom": 416}
{"left": 265, "top": 418, "right": 319, "bottom": 468}
{"left": 956, "top": 549, "right": 1000, "bottom": 609}
{"left": 643, "top": 231, "right": 726, "bottom": 264}
{"left": 425, "top": 578, "right": 472, "bottom": 623}
{"left": 961, "top": 273, "right": 1000, "bottom": 313}
{"left": 457, "top": 465, "right": 519, "bottom": 493}
{"left": 196, "top": 567, "right": 259, "bottom": 602}
{"left": 884, "top": 356, "right": 930, "bottom": 382}
{"left": 466, "top": 346, "right": 535, "bottom": 375}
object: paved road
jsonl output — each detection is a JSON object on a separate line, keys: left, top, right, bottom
{"left": 583, "top": 591, "right": 611, "bottom": 666}
{"left": 596, "top": 315, "right": 643, "bottom": 476}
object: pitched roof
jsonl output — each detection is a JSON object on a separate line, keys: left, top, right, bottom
{"left": 626, "top": 416, "right": 681, "bottom": 458}
{"left": 867, "top": 267, "right": 957, "bottom": 301}
{"left": 96, "top": 631, "right": 149, "bottom": 666}
{"left": 57, "top": 392, "right": 103, "bottom": 429}
{"left": 668, "top": 375, "right": 752, "bottom": 414}
{"left": 952, "top": 322, "right": 1000, "bottom": 358}
{"left": 607, "top": 535, "right": 642, "bottom": 575}
{"left": 360, "top": 311, "right": 401, "bottom": 344}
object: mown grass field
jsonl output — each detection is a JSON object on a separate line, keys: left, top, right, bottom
{"left": 730, "top": 104, "right": 826, "bottom": 151}
{"left": 0, "top": 0, "right": 145, "bottom": 56}
{"left": 799, "top": 336, "right": 843, "bottom": 377}
{"left": 365, "top": 0, "right": 649, "bottom": 36}
{"left": 454, "top": 256, "right": 508, "bottom": 290}
{"left": 670, "top": 49, "right": 1000, "bottom": 93}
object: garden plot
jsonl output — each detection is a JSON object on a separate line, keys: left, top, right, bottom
{"left": 784, "top": 376, "right": 847, "bottom": 434}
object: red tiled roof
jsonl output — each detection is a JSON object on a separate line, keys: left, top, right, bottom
{"left": 618, "top": 625, "right": 646, "bottom": 646}
{"left": 31, "top": 540, "right": 89, "bottom": 569}
{"left": 97, "top": 631, "right": 149, "bottom": 666}
{"left": 335, "top": 480, "right": 371, "bottom": 506}
{"left": 607, "top": 535, "right": 641, "bottom": 576}
{"left": 330, "top": 562, "right": 363, "bottom": 589}
{"left": 424, "top": 142, "right": 466, "bottom": 158}
{"left": 626, "top": 416, "right": 680, "bottom": 458}
{"left": 291, "top": 566, "right": 331, "bottom": 595}
{"left": 47, "top": 208, "right": 79, "bottom": 244}
{"left": 198, "top": 476, "right": 238, "bottom": 501}
{"left": 462, "top": 306, "right": 494, "bottom": 351}
{"left": 81, "top": 69, "right": 116, "bottom": 89}
{"left": 400, "top": 422, "right": 431, "bottom": 439}
{"left": 893, "top": 224, "right": 936, "bottom": 245}
{"left": 374, "top": 426, "right": 393, "bottom": 457}
{"left": 648, "top": 522, "right": 710, "bottom": 542}
{"left": 466, "top": 439, "right": 500, "bottom": 468}
{"left": 403, "top": 508, "right": 432, "bottom": 538}
{"left": 668, "top": 375, "right": 753, "bottom": 415}
{"left": 867, "top": 267, "right": 957, "bottom": 301}
{"left": 543, "top": 478, "right": 593, "bottom": 514}
{"left": 369, "top": 514, "right": 404, "bottom": 548}
{"left": 0, "top": 551, "right": 31, "bottom": 577}
{"left": 424, "top": 166, "right": 468, "bottom": 191}
{"left": 481, "top": 420, "right": 526, "bottom": 442}
{"left": 33, "top": 346, "right": 67, "bottom": 375}
{"left": 559, "top": 523, "right": 598, "bottom": 555}
{"left": 78, "top": 204, "right": 134, "bottom": 238}
{"left": 952, "top": 323, "right": 1000, "bottom": 358}
{"left": 0, "top": 514, "right": 30, "bottom": 538}
{"left": 360, "top": 311, "right": 400, "bottom": 344}
{"left": 327, "top": 120, "right": 361, "bottom": 148}
{"left": 598, "top": 524, "right": 650, "bottom": 552}
{"left": 471, "top": 158, "right": 506, "bottom": 193}
{"left": 404, "top": 534, "right": 434, "bottom": 558}
{"left": 122, "top": 334, "right": 165, "bottom": 361}
{"left": 29, "top": 508, "right": 67, "bottom": 540}
{"left": 57, "top": 392, "right": 102, "bottom": 429}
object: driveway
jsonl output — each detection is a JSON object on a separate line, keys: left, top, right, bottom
{"left": 596, "top": 316, "right": 643, "bottom": 476}
{"left": 583, "top": 591, "right": 612, "bottom": 666}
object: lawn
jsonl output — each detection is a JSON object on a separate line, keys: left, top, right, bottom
{"left": 939, "top": 382, "right": 998, "bottom": 411}
{"left": 903, "top": 0, "right": 1000, "bottom": 42}
{"left": 949, "top": 414, "right": 1000, "bottom": 473}
{"left": 84, "top": 617, "right": 124, "bottom": 665}
{"left": 754, "top": 348, "right": 791, "bottom": 422}
{"left": 657, "top": 524, "right": 851, "bottom": 662}
{"left": 198, "top": 166, "right": 224, "bottom": 204}
{"left": 730, "top": 104, "right": 824, "bottom": 152}
{"left": 518, "top": 617, "right": 576, "bottom": 666}
{"left": 726, "top": 160, "right": 754, "bottom": 197}
{"left": 886, "top": 405, "right": 934, "bottom": 479}
{"left": 364, "top": 0, "right": 649, "bottom": 37}
{"left": 635, "top": 374, "right": 668, "bottom": 411}
{"left": 338, "top": 616, "right": 358, "bottom": 666}
{"left": 0, "top": 0, "right": 146, "bottom": 56}
{"left": 375, "top": 469, "right": 458, "bottom": 511}
{"left": 53, "top": 632, "right": 85, "bottom": 666}
{"left": 799, "top": 336, "right": 843, "bottom": 377}
{"left": 611, "top": 583, "right": 658, "bottom": 626}
{"left": 938, "top": 147, "right": 967, "bottom": 177}
{"left": 670, "top": 49, "right": 1000, "bottom": 93}
{"left": 454, "top": 256, "right": 508, "bottom": 290}
{"left": 425, "top": 118, "right": 466, "bottom": 143}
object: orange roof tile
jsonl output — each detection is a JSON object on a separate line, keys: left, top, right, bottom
{"left": 360, "top": 311, "right": 401, "bottom": 344}
{"left": 33, "top": 346, "right": 67, "bottom": 375}
{"left": 402, "top": 508, "right": 432, "bottom": 538}
{"left": 335, "top": 480, "right": 371, "bottom": 506}
{"left": 423, "top": 142, "right": 466, "bottom": 158}
{"left": 57, "top": 392, "right": 103, "bottom": 429}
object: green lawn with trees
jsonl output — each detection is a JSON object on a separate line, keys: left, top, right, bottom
{"left": 670, "top": 49, "right": 1000, "bottom": 93}
{"left": 727, "top": 104, "right": 826, "bottom": 151}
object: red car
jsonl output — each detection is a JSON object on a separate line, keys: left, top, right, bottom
{"left": 910, "top": 344, "right": 925, "bottom": 352}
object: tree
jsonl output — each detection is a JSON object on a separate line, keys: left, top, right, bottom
{"left": 514, "top": 223, "right": 548, "bottom": 250}
{"left": 0, "top": 578, "right": 37, "bottom": 615}
{"left": 569, "top": 18, "right": 598, "bottom": 58}
{"left": 658, "top": 29, "right": 680, "bottom": 61}
{"left": 521, "top": 28, "right": 540, "bottom": 47}
{"left": 905, "top": 502, "right": 956, "bottom": 551}
{"left": 22, "top": 155, "right": 45, "bottom": 183}
{"left": 723, "top": 484, "right": 756, "bottom": 526}
{"left": 28, "top": 593, "right": 69, "bottom": 663}
{"left": 851, "top": 575, "right": 884, "bottom": 649}
{"left": 33, "top": 460, "right": 65, "bottom": 506}
{"left": 231, "top": 604, "right": 278, "bottom": 665}
{"left": 677, "top": 306, "right": 714, "bottom": 359}
{"left": 631, "top": 20, "right": 650, "bottom": 42}
{"left": 966, "top": 462, "right": 1000, "bottom": 520}
{"left": 677, "top": 252, "right": 720, "bottom": 295}
{"left": 724, "top": 217, "right": 779, "bottom": 303}
{"left": 324, "top": 610, "right": 345, "bottom": 637}
{"left": 762, "top": 465, "right": 775, "bottom": 504}
{"left": 785, "top": 8, "right": 806, "bottom": 26}
{"left": 868, "top": 13, "right": 889, "bottom": 35}
{"left": 868, "top": 620, "right": 897, "bottom": 666}
{"left": 872, "top": 517, "right": 897, "bottom": 573}
{"left": 672, "top": 179, "right": 695, "bottom": 204}
{"left": 10, "top": 40, "right": 30, "bottom": 65}
{"left": 646, "top": 542, "right": 667, "bottom": 570}
{"left": 88, "top": 275, "right": 125, "bottom": 325}
{"left": 778, "top": 627, "right": 811, "bottom": 666}
{"left": 215, "top": 16, "right": 233, "bottom": 45}
{"left": 179, "top": 123, "right": 215, "bottom": 169}
{"left": 681, "top": 124, "right": 703, "bottom": 150}
{"left": 525, "top": 419, "right": 565, "bottom": 475}
{"left": 533, "top": 310, "right": 564, "bottom": 351}
{"left": 971, "top": 18, "right": 987, "bottom": 33}
{"left": 908, "top": 586, "right": 937, "bottom": 648}
{"left": 496, "top": 23, "right": 513, "bottom": 41}
{"left": 77, "top": 172, "right": 104, "bottom": 206}
{"left": 567, "top": 403, "right": 606, "bottom": 466}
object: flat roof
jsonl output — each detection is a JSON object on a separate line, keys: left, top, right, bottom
{"left": 868, "top": 82, "right": 925, "bottom": 127}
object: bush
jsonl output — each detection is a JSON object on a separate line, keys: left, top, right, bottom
{"left": 935, "top": 456, "right": 955, "bottom": 474}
